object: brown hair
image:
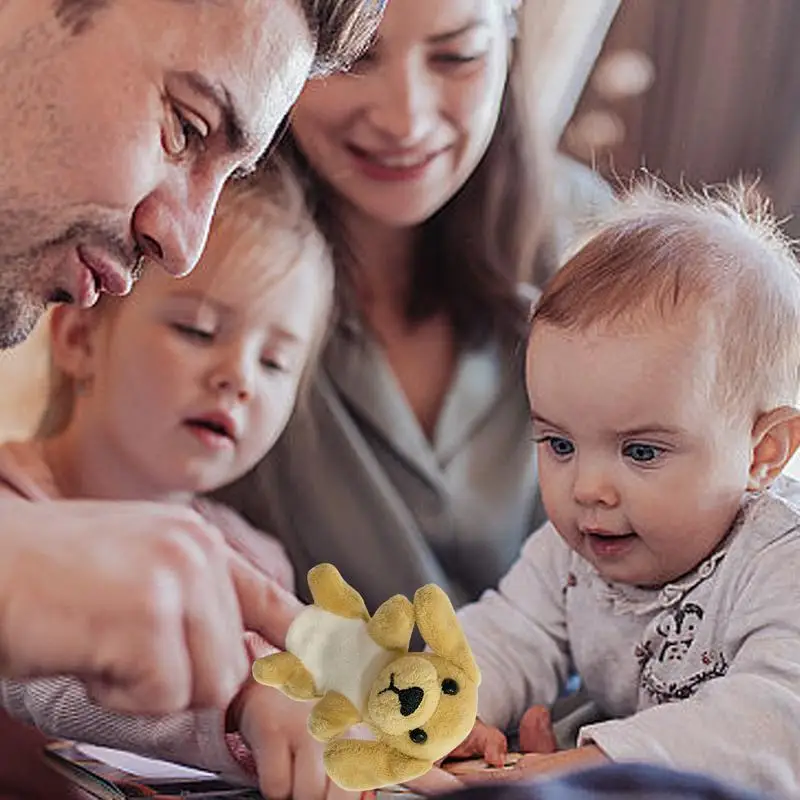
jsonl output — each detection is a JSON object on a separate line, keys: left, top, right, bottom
{"left": 280, "top": 3, "right": 558, "bottom": 349}
{"left": 532, "top": 179, "right": 800, "bottom": 418}
{"left": 53, "top": 0, "right": 384, "bottom": 75}
{"left": 37, "top": 156, "right": 334, "bottom": 438}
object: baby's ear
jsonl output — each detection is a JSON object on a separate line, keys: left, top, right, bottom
{"left": 748, "top": 406, "right": 800, "bottom": 491}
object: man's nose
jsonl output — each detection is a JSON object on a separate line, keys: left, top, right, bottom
{"left": 132, "top": 172, "right": 224, "bottom": 278}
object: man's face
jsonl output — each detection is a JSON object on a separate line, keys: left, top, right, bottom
{"left": 0, "top": 0, "right": 314, "bottom": 348}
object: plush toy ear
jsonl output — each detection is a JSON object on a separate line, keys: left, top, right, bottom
{"left": 413, "top": 585, "right": 480, "bottom": 684}
{"left": 308, "top": 563, "right": 369, "bottom": 620}
{"left": 323, "top": 739, "right": 432, "bottom": 790}
{"left": 367, "top": 595, "right": 414, "bottom": 651}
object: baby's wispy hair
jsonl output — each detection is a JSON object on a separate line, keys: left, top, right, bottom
{"left": 532, "top": 175, "right": 800, "bottom": 419}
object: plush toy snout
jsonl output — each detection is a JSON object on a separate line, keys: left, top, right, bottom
{"left": 368, "top": 657, "right": 440, "bottom": 735}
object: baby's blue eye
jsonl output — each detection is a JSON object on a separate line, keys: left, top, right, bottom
{"left": 548, "top": 437, "right": 575, "bottom": 457}
{"left": 624, "top": 443, "right": 662, "bottom": 462}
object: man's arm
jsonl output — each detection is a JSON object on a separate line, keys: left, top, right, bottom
{"left": 0, "top": 498, "right": 303, "bottom": 715}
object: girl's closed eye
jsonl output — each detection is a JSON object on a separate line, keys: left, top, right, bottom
{"left": 170, "top": 322, "right": 215, "bottom": 343}
{"left": 261, "top": 357, "right": 285, "bottom": 373}
{"left": 260, "top": 351, "right": 293, "bottom": 374}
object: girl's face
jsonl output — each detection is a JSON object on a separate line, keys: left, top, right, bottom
{"left": 53, "top": 210, "right": 328, "bottom": 499}
{"left": 290, "top": 0, "right": 512, "bottom": 228}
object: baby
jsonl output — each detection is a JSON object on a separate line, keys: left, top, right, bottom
{"left": 0, "top": 159, "right": 340, "bottom": 798}
{"left": 453, "top": 182, "right": 800, "bottom": 797}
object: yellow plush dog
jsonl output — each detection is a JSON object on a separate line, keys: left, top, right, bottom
{"left": 252, "top": 564, "right": 480, "bottom": 791}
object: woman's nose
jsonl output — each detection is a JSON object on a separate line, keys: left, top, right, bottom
{"left": 366, "top": 58, "right": 437, "bottom": 145}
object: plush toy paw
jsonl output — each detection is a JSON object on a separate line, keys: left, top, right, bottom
{"left": 252, "top": 651, "right": 318, "bottom": 700}
{"left": 323, "top": 739, "right": 432, "bottom": 791}
{"left": 308, "top": 691, "right": 361, "bottom": 742}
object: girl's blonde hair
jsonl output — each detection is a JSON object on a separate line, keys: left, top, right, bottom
{"left": 37, "top": 156, "right": 334, "bottom": 438}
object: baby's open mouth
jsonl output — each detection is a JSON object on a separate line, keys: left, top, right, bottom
{"left": 585, "top": 530, "right": 638, "bottom": 557}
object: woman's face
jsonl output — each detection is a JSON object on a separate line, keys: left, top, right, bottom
{"left": 290, "top": 0, "right": 511, "bottom": 228}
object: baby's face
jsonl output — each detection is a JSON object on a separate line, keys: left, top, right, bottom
{"left": 74, "top": 212, "right": 327, "bottom": 497}
{"left": 525, "top": 319, "right": 755, "bottom": 587}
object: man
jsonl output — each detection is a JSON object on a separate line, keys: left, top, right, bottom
{"left": 0, "top": 0, "right": 382, "bottom": 716}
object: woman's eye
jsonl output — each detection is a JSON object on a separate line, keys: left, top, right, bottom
{"left": 172, "top": 323, "right": 214, "bottom": 342}
{"left": 535, "top": 436, "right": 575, "bottom": 458}
{"left": 433, "top": 53, "right": 484, "bottom": 66}
{"left": 623, "top": 443, "right": 663, "bottom": 463}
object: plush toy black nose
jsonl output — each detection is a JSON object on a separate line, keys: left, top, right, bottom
{"left": 398, "top": 685, "right": 424, "bottom": 716}
{"left": 379, "top": 673, "right": 425, "bottom": 716}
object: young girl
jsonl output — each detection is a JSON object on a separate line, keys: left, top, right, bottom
{"left": 0, "top": 160, "right": 346, "bottom": 800}
{"left": 451, "top": 183, "right": 800, "bottom": 798}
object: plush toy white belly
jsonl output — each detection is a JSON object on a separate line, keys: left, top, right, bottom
{"left": 287, "top": 606, "right": 395, "bottom": 714}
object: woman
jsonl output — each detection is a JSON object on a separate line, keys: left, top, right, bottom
{"left": 221, "top": 0, "right": 611, "bottom": 611}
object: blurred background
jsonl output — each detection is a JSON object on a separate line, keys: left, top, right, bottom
{"left": 1, "top": 0, "right": 798, "bottom": 469}
{"left": 562, "top": 0, "right": 800, "bottom": 239}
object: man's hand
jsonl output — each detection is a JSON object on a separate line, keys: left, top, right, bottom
{"left": 0, "top": 499, "right": 304, "bottom": 714}
{"left": 234, "top": 680, "right": 361, "bottom": 800}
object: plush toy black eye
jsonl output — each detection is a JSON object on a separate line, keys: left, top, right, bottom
{"left": 441, "top": 678, "right": 460, "bottom": 695}
{"left": 409, "top": 728, "right": 428, "bottom": 745}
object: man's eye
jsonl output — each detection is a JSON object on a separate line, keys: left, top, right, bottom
{"left": 169, "top": 106, "right": 207, "bottom": 156}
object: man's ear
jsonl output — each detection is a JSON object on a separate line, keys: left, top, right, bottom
{"left": 748, "top": 406, "right": 800, "bottom": 491}
{"left": 49, "top": 305, "right": 104, "bottom": 381}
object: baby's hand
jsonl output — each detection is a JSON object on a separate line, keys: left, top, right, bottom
{"left": 448, "top": 718, "right": 508, "bottom": 768}
{"left": 518, "top": 705, "right": 558, "bottom": 754}
{"left": 231, "top": 680, "right": 358, "bottom": 800}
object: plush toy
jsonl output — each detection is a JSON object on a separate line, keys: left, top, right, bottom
{"left": 252, "top": 563, "right": 481, "bottom": 791}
